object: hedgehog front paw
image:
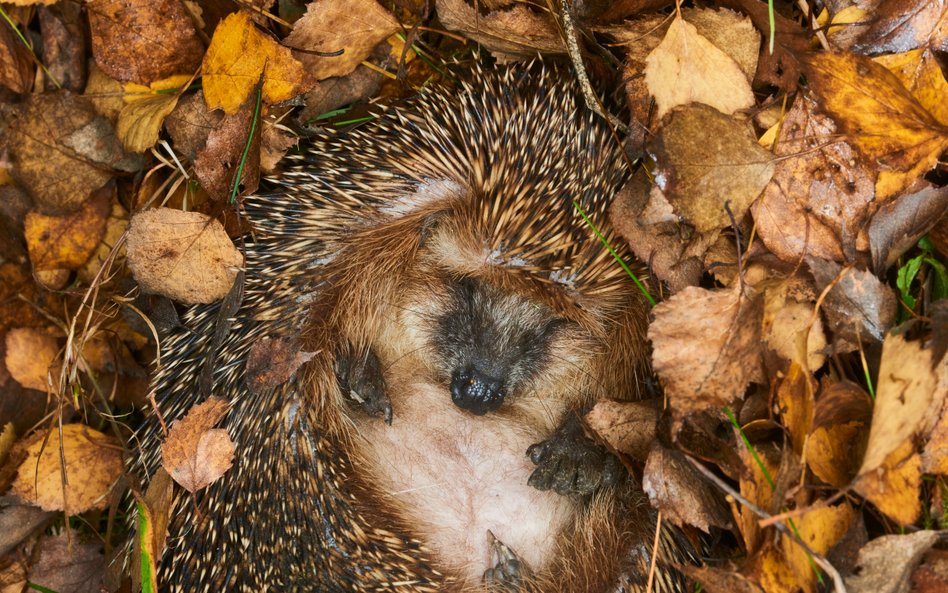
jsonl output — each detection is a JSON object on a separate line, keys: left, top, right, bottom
{"left": 334, "top": 343, "right": 392, "bottom": 424}
{"left": 482, "top": 531, "right": 530, "bottom": 591}
{"left": 526, "top": 413, "right": 622, "bottom": 498}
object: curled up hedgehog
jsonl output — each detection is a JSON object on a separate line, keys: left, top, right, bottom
{"left": 129, "top": 63, "right": 695, "bottom": 592}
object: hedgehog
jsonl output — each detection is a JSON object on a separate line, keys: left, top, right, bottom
{"left": 129, "top": 63, "right": 695, "bottom": 592}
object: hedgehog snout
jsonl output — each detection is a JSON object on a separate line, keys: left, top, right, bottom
{"left": 450, "top": 366, "right": 506, "bottom": 415}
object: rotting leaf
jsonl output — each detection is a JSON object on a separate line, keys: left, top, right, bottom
{"left": 202, "top": 11, "right": 309, "bottom": 115}
{"left": 245, "top": 336, "right": 315, "bottom": 394}
{"left": 164, "top": 90, "right": 224, "bottom": 161}
{"left": 193, "top": 91, "right": 261, "bottom": 201}
{"left": 161, "top": 396, "right": 235, "bottom": 493}
{"left": 803, "top": 52, "right": 948, "bottom": 200}
{"left": 87, "top": 0, "right": 203, "bottom": 85}
{"left": 11, "top": 424, "right": 123, "bottom": 515}
{"left": 27, "top": 530, "right": 106, "bottom": 593}
{"left": 4, "top": 327, "right": 59, "bottom": 392}
{"left": 125, "top": 208, "right": 243, "bottom": 305}
{"left": 39, "top": 2, "right": 87, "bottom": 93}
{"left": 807, "top": 258, "right": 896, "bottom": 346}
{"left": 844, "top": 530, "right": 940, "bottom": 593}
{"left": 649, "top": 283, "right": 764, "bottom": 426}
{"left": 24, "top": 184, "right": 111, "bottom": 272}
{"left": 642, "top": 443, "right": 731, "bottom": 533}
{"left": 751, "top": 95, "right": 875, "bottom": 263}
{"left": 644, "top": 15, "right": 755, "bottom": 119}
{"left": 284, "top": 0, "right": 399, "bottom": 81}
{"left": 806, "top": 380, "right": 872, "bottom": 488}
{"left": 649, "top": 104, "right": 774, "bottom": 233}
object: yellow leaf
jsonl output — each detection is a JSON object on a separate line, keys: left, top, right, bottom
{"left": 117, "top": 93, "right": 180, "bottom": 152}
{"left": 854, "top": 440, "right": 921, "bottom": 526}
{"left": 122, "top": 74, "right": 193, "bottom": 103}
{"left": 24, "top": 187, "right": 111, "bottom": 271}
{"left": 874, "top": 48, "right": 948, "bottom": 127}
{"left": 202, "top": 11, "right": 308, "bottom": 114}
{"left": 4, "top": 327, "right": 58, "bottom": 392}
{"left": 803, "top": 52, "right": 948, "bottom": 200}
{"left": 781, "top": 504, "right": 856, "bottom": 593}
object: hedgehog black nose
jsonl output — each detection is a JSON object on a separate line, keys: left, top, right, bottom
{"left": 450, "top": 367, "right": 505, "bottom": 415}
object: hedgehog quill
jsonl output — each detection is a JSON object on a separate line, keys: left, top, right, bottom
{"left": 130, "top": 64, "right": 694, "bottom": 592}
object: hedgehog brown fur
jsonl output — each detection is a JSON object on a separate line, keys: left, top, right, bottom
{"left": 129, "top": 63, "right": 693, "bottom": 592}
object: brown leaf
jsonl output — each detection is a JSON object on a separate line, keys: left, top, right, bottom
{"left": 805, "top": 380, "right": 872, "bottom": 488}
{"left": 202, "top": 11, "right": 309, "bottom": 114}
{"left": 644, "top": 15, "right": 755, "bottom": 119}
{"left": 807, "top": 258, "right": 896, "bottom": 345}
{"left": 125, "top": 208, "right": 243, "bottom": 305}
{"left": 28, "top": 531, "right": 105, "bottom": 593}
{"left": 911, "top": 548, "right": 948, "bottom": 593}
{"left": 868, "top": 184, "right": 948, "bottom": 273}
{"left": 649, "top": 284, "right": 764, "bottom": 425}
{"left": 642, "top": 444, "right": 731, "bottom": 533}
{"left": 681, "top": 565, "right": 764, "bottom": 593}
{"left": 24, "top": 185, "right": 111, "bottom": 272}
{"left": 87, "top": 0, "right": 204, "bottom": 85}
{"left": 260, "top": 121, "right": 298, "bottom": 172}
{"left": 38, "top": 3, "right": 87, "bottom": 92}
{"left": 164, "top": 90, "right": 224, "bottom": 161}
{"left": 844, "top": 531, "right": 940, "bottom": 593}
{"left": 193, "top": 92, "right": 261, "bottom": 201}
{"left": 803, "top": 51, "right": 948, "bottom": 200}
{"left": 649, "top": 104, "right": 774, "bottom": 233}
{"left": 0, "top": 13, "right": 34, "bottom": 93}
{"left": 436, "top": 0, "right": 564, "bottom": 59}
{"left": 751, "top": 95, "right": 875, "bottom": 263}
{"left": 245, "top": 336, "right": 315, "bottom": 393}
{"left": 2, "top": 91, "right": 142, "bottom": 214}
{"left": 584, "top": 399, "right": 658, "bottom": 462}
{"left": 853, "top": 0, "right": 948, "bottom": 55}
{"left": 761, "top": 278, "right": 827, "bottom": 370}
{"left": 4, "top": 327, "right": 59, "bottom": 392}
{"left": 285, "top": 0, "right": 398, "bottom": 81}
{"left": 860, "top": 332, "right": 942, "bottom": 474}
{"left": 11, "top": 424, "right": 123, "bottom": 514}
{"left": 161, "top": 396, "right": 235, "bottom": 492}
{"left": 922, "top": 360, "right": 948, "bottom": 474}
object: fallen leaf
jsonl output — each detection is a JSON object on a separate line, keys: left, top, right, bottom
{"left": 751, "top": 95, "right": 875, "bottom": 263}
{"left": 649, "top": 283, "right": 764, "bottom": 425}
{"left": 922, "top": 358, "right": 948, "bottom": 473}
{"left": 284, "top": 0, "right": 399, "bottom": 80}
{"left": 24, "top": 185, "right": 111, "bottom": 271}
{"left": 584, "top": 399, "right": 658, "bottom": 462}
{"left": 807, "top": 258, "right": 897, "bottom": 345}
{"left": 844, "top": 530, "right": 940, "bottom": 593}
{"left": 116, "top": 76, "right": 192, "bottom": 153}
{"left": 11, "top": 424, "right": 123, "bottom": 514}
{"left": 761, "top": 278, "right": 827, "bottom": 370}
{"left": 202, "top": 11, "right": 309, "bottom": 114}
{"left": 436, "top": 0, "right": 564, "bottom": 59}
{"left": 4, "top": 327, "right": 58, "bottom": 392}
{"left": 868, "top": 184, "right": 948, "bottom": 273}
{"left": 806, "top": 380, "right": 872, "bottom": 488}
{"left": 803, "top": 52, "right": 948, "bottom": 200}
{"left": 775, "top": 364, "right": 815, "bottom": 455}
{"left": 681, "top": 565, "right": 764, "bottom": 593}
{"left": 245, "top": 336, "right": 315, "bottom": 393}
{"left": 87, "top": 0, "right": 203, "bottom": 85}
{"left": 193, "top": 92, "right": 261, "bottom": 201}
{"left": 859, "top": 332, "right": 941, "bottom": 474}
{"left": 853, "top": 0, "right": 948, "bottom": 55}
{"left": 644, "top": 15, "right": 755, "bottom": 119}
{"left": 875, "top": 48, "right": 948, "bottom": 126}
{"left": 781, "top": 503, "right": 856, "bottom": 593}
{"left": 163, "top": 90, "right": 224, "bottom": 161}
{"left": 0, "top": 13, "right": 34, "bottom": 93}
{"left": 642, "top": 443, "right": 731, "bottom": 532}
{"left": 855, "top": 440, "right": 921, "bottom": 526}
{"left": 910, "top": 548, "right": 948, "bottom": 593}
{"left": 260, "top": 120, "right": 298, "bottom": 172}
{"left": 754, "top": 544, "right": 800, "bottom": 593}
{"left": 649, "top": 104, "right": 774, "bottom": 233}
{"left": 160, "top": 396, "right": 235, "bottom": 492}
{"left": 38, "top": 2, "right": 87, "bottom": 92}
{"left": 125, "top": 208, "right": 243, "bottom": 305}
{"left": 27, "top": 530, "right": 105, "bottom": 593}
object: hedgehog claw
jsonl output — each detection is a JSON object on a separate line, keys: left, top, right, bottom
{"left": 527, "top": 413, "right": 622, "bottom": 498}
{"left": 483, "top": 531, "right": 529, "bottom": 590}
{"left": 335, "top": 343, "right": 393, "bottom": 423}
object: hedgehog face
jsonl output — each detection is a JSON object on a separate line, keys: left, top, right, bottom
{"left": 431, "top": 276, "right": 566, "bottom": 415}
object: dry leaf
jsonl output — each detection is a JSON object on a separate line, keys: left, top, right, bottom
{"left": 193, "top": 93, "right": 261, "bottom": 201}
{"left": 584, "top": 399, "right": 658, "bottom": 462}
{"left": 642, "top": 444, "right": 731, "bottom": 533}
{"left": 860, "top": 332, "right": 941, "bottom": 474}
{"left": 806, "top": 380, "right": 872, "bottom": 488}
{"left": 644, "top": 16, "right": 755, "bottom": 119}
{"left": 11, "top": 424, "right": 123, "bottom": 514}
{"left": 807, "top": 258, "right": 896, "bottom": 346}
{"left": 0, "top": 13, "right": 34, "bottom": 93}
{"left": 284, "top": 0, "right": 399, "bottom": 80}
{"left": 87, "top": 0, "right": 203, "bottom": 85}
{"left": 774, "top": 364, "right": 815, "bottom": 455}
{"left": 681, "top": 565, "right": 765, "bottom": 593}
{"left": 751, "top": 95, "right": 875, "bottom": 263}
{"left": 754, "top": 544, "right": 799, "bottom": 593}
{"left": 853, "top": 0, "right": 948, "bottom": 55}
{"left": 163, "top": 90, "right": 224, "bottom": 161}
{"left": 436, "top": 0, "right": 564, "bottom": 59}
{"left": 24, "top": 185, "right": 111, "bottom": 272}
{"left": 855, "top": 440, "right": 921, "bottom": 526}
{"left": 875, "top": 48, "right": 948, "bottom": 126}
{"left": 38, "top": 3, "right": 87, "bottom": 93}
{"left": 844, "top": 530, "right": 940, "bottom": 593}
{"left": 761, "top": 278, "right": 827, "bottom": 370}
{"left": 161, "top": 396, "right": 235, "bottom": 492}
{"left": 125, "top": 208, "right": 243, "bottom": 305}
{"left": 4, "top": 327, "right": 58, "bottom": 392}
{"left": 781, "top": 503, "right": 856, "bottom": 593}
{"left": 116, "top": 76, "right": 191, "bottom": 153}
{"left": 202, "top": 11, "right": 309, "bottom": 114}
{"left": 922, "top": 361, "right": 948, "bottom": 474}
{"left": 245, "top": 336, "right": 315, "bottom": 393}
{"left": 27, "top": 530, "right": 105, "bottom": 593}
{"left": 649, "top": 283, "right": 764, "bottom": 425}
{"left": 803, "top": 52, "right": 948, "bottom": 200}
{"left": 649, "top": 104, "right": 774, "bottom": 233}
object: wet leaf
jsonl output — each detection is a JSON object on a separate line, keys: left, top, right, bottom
{"left": 193, "top": 92, "right": 261, "bottom": 201}
{"left": 202, "top": 11, "right": 309, "bottom": 114}
{"left": 161, "top": 396, "right": 235, "bottom": 492}
{"left": 11, "top": 424, "right": 123, "bottom": 514}
{"left": 284, "top": 0, "right": 399, "bottom": 81}
{"left": 868, "top": 184, "right": 948, "bottom": 273}
{"left": 125, "top": 208, "right": 243, "bottom": 305}
{"left": 644, "top": 15, "right": 755, "bottom": 119}
{"left": 853, "top": 0, "right": 948, "bottom": 55}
